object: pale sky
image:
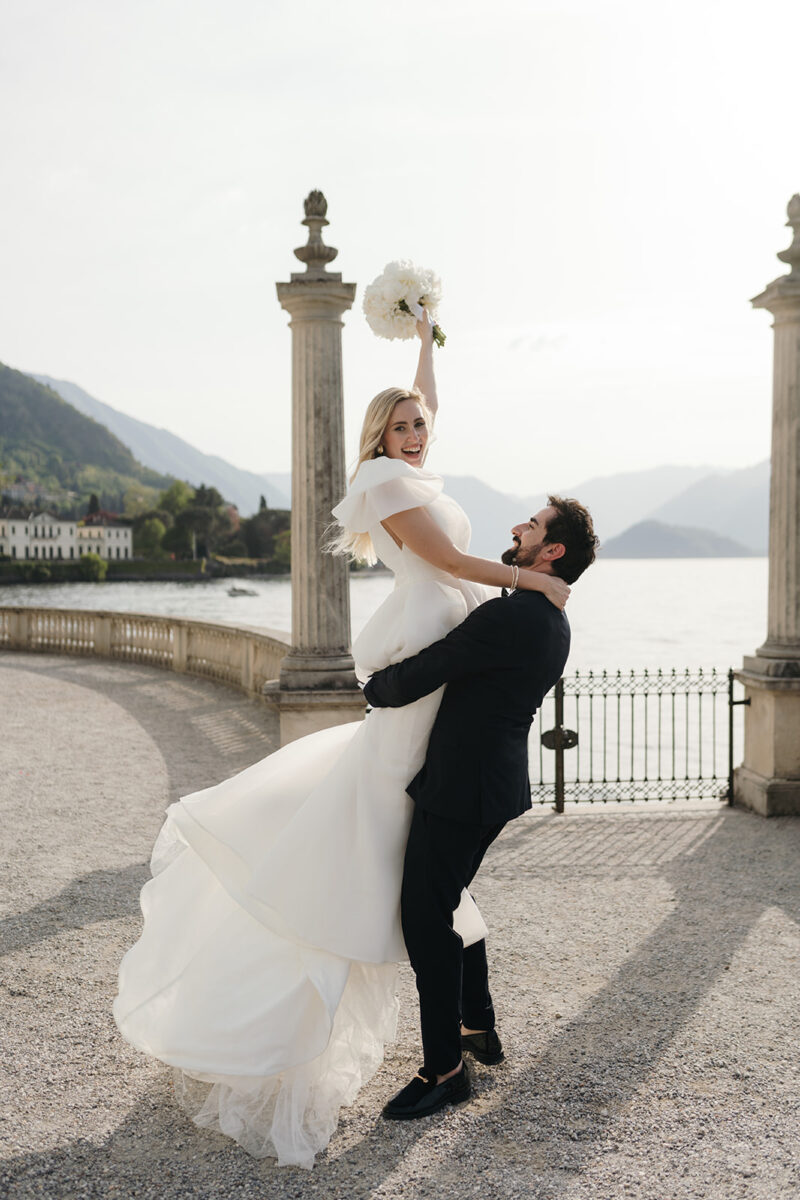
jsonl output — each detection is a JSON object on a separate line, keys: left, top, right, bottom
{"left": 1, "top": 0, "right": 797, "bottom": 496}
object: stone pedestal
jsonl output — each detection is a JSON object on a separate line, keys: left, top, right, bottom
{"left": 734, "top": 670, "right": 800, "bottom": 816}
{"left": 266, "top": 191, "right": 365, "bottom": 744}
{"left": 735, "top": 195, "right": 800, "bottom": 815}
{"left": 263, "top": 681, "right": 365, "bottom": 744}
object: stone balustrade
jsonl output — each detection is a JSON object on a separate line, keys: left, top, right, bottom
{"left": 0, "top": 607, "right": 290, "bottom": 700}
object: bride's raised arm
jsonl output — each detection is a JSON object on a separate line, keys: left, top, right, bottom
{"left": 413, "top": 311, "right": 437, "bottom": 418}
{"left": 380, "top": 506, "right": 570, "bottom": 610}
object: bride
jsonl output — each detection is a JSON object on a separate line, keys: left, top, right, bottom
{"left": 113, "top": 314, "right": 568, "bottom": 1169}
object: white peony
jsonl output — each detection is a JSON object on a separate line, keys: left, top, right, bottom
{"left": 362, "top": 261, "right": 446, "bottom": 346}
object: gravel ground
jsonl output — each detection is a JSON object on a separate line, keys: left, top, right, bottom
{"left": 1, "top": 649, "right": 799, "bottom": 1200}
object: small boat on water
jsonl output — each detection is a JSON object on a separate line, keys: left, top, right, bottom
{"left": 227, "top": 586, "right": 258, "bottom": 597}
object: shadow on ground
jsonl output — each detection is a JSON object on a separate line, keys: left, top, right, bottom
{"left": 3, "top": 814, "right": 798, "bottom": 1199}
{"left": 0, "top": 864, "right": 148, "bottom": 960}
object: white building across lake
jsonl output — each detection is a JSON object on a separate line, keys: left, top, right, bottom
{"left": 0, "top": 509, "right": 133, "bottom": 561}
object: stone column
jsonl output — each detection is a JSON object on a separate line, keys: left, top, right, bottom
{"left": 267, "top": 190, "right": 365, "bottom": 744}
{"left": 735, "top": 194, "right": 800, "bottom": 816}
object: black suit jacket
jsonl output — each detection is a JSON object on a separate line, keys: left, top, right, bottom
{"left": 363, "top": 590, "right": 570, "bottom": 826}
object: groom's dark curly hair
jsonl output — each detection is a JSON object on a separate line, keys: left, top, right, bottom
{"left": 544, "top": 495, "right": 599, "bottom": 583}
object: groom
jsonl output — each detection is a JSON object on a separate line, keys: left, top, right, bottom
{"left": 364, "top": 495, "right": 598, "bottom": 1120}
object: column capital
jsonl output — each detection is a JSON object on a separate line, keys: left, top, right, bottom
{"left": 778, "top": 193, "right": 800, "bottom": 275}
{"left": 752, "top": 193, "right": 800, "bottom": 315}
{"left": 276, "top": 278, "right": 357, "bottom": 320}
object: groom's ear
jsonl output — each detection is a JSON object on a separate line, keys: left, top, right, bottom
{"left": 542, "top": 542, "right": 566, "bottom": 563}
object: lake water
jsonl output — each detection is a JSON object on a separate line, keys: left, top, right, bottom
{"left": 0, "top": 558, "right": 769, "bottom": 674}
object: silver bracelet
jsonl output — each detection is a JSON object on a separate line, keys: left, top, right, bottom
{"left": 510, "top": 564, "right": 519, "bottom": 591}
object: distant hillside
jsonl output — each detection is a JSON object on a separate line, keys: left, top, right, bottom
{"left": 649, "top": 461, "right": 769, "bottom": 553}
{"left": 517, "top": 464, "right": 717, "bottom": 542}
{"left": 442, "top": 465, "right": 727, "bottom": 558}
{"left": 29, "top": 373, "right": 714, "bottom": 536}
{"left": 0, "top": 362, "right": 172, "bottom": 506}
{"left": 441, "top": 475, "right": 526, "bottom": 558}
{"left": 265, "top": 472, "right": 291, "bottom": 500}
{"left": 19, "top": 367, "right": 770, "bottom": 550}
{"left": 601, "top": 520, "right": 757, "bottom": 558}
{"left": 32, "top": 375, "right": 290, "bottom": 515}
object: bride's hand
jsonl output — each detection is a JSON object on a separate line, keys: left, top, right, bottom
{"left": 541, "top": 574, "right": 570, "bottom": 610}
{"left": 416, "top": 308, "right": 434, "bottom": 343}
{"left": 519, "top": 570, "right": 570, "bottom": 610}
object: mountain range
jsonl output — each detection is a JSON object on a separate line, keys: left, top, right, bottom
{"left": 21, "top": 372, "right": 769, "bottom": 557}
{"left": 440, "top": 463, "right": 767, "bottom": 558}
{"left": 599, "top": 520, "right": 757, "bottom": 558}
{"left": 32, "top": 375, "right": 291, "bottom": 511}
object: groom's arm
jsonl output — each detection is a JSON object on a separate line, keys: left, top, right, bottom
{"left": 364, "top": 596, "right": 517, "bottom": 709}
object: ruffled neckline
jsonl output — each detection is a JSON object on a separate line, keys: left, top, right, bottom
{"left": 347, "top": 456, "right": 442, "bottom": 497}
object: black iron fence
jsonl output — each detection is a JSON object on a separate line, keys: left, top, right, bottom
{"left": 530, "top": 668, "right": 749, "bottom": 811}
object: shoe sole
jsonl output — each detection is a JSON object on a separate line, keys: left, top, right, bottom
{"left": 461, "top": 1044, "right": 505, "bottom": 1066}
{"left": 382, "top": 1087, "right": 471, "bottom": 1121}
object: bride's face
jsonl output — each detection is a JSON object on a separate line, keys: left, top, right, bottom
{"left": 382, "top": 399, "right": 429, "bottom": 467}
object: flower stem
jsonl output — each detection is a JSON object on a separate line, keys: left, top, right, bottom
{"left": 398, "top": 298, "right": 446, "bottom": 348}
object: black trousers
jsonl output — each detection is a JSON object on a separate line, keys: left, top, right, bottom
{"left": 400, "top": 805, "right": 506, "bottom": 1075}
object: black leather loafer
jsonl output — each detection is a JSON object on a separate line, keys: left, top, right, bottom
{"left": 382, "top": 1062, "right": 471, "bottom": 1120}
{"left": 461, "top": 1028, "right": 504, "bottom": 1065}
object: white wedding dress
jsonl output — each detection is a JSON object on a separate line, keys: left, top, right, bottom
{"left": 113, "top": 457, "right": 493, "bottom": 1168}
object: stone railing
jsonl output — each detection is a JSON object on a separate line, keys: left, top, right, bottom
{"left": 0, "top": 607, "right": 291, "bottom": 700}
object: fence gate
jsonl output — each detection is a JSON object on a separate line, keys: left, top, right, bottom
{"left": 530, "top": 668, "right": 749, "bottom": 811}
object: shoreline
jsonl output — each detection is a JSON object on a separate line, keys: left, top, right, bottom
{"left": 0, "top": 563, "right": 392, "bottom": 586}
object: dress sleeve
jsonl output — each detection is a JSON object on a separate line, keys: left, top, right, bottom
{"left": 331, "top": 457, "right": 444, "bottom": 533}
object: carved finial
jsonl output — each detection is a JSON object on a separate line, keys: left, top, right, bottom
{"left": 294, "top": 190, "right": 338, "bottom": 275}
{"left": 777, "top": 193, "right": 800, "bottom": 278}
{"left": 304, "top": 190, "right": 327, "bottom": 219}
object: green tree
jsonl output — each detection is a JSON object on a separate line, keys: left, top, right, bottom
{"left": 259, "top": 493, "right": 268, "bottom": 512}
{"left": 132, "top": 506, "right": 173, "bottom": 532}
{"left": 159, "top": 479, "right": 195, "bottom": 516}
{"left": 162, "top": 523, "right": 193, "bottom": 558}
{"left": 135, "top": 517, "right": 167, "bottom": 559}
{"left": 87, "top": 493, "right": 100, "bottom": 515}
{"left": 77, "top": 552, "right": 108, "bottom": 581}
{"left": 241, "top": 512, "right": 274, "bottom": 558}
{"left": 176, "top": 506, "right": 214, "bottom": 557}
{"left": 123, "top": 485, "right": 160, "bottom": 517}
{"left": 239, "top": 508, "right": 290, "bottom": 559}
{"left": 155, "top": 481, "right": 235, "bottom": 558}
{"left": 191, "top": 490, "right": 234, "bottom": 556}
{"left": 274, "top": 528, "right": 291, "bottom": 569}
{"left": 193, "top": 483, "right": 225, "bottom": 509}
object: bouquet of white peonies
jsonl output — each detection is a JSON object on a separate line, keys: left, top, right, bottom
{"left": 362, "top": 260, "right": 446, "bottom": 348}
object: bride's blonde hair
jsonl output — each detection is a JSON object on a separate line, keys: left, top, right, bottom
{"left": 329, "top": 386, "right": 433, "bottom": 564}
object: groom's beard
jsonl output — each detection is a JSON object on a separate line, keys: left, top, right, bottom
{"left": 502, "top": 538, "right": 546, "bottom": 569}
